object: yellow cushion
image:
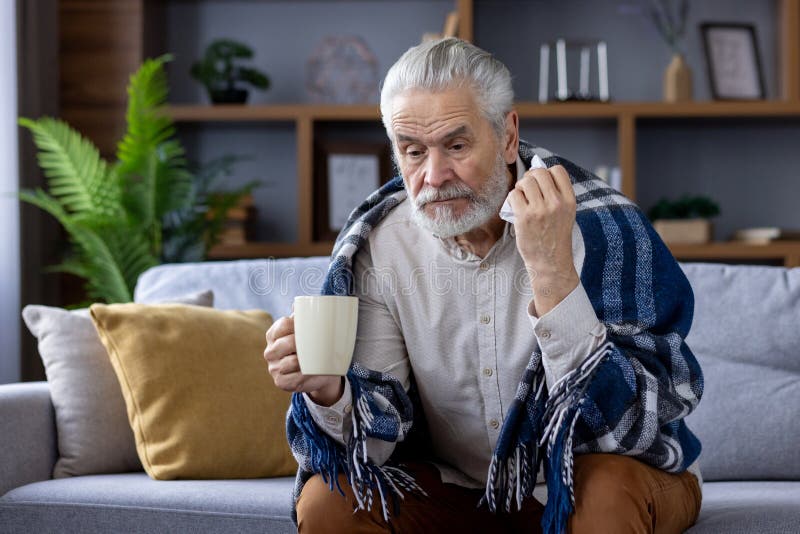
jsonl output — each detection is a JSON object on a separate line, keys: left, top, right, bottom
{"left": 89, "top": 303, "right": 296, "bottom": 480}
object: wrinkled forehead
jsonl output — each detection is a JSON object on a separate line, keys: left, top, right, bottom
{"left": 389, "top": 87, "right": 486, "bottom": 143}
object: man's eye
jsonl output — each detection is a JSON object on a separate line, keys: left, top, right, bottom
{"left": 406, "top": 149, "right": 424, "bottom": 158}
{"left": 450, "top": 143, "right": 465, "bottom": 151}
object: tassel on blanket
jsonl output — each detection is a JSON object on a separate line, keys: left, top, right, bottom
{"left": 289, "top": 393, "right": 347, "bottom": 496}
{"left": 539, "top": 341, "right": 613, "bottom": 534}
{"left": 347, "top": 374, "right": 427, "bottom": 521}
{"left": 289, "top": 375, "right": 426, "bottom": 522}
{"left": 481, "top": 352, "right": 548, "bottom": 513}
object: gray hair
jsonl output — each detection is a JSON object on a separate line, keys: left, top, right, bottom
{"left": 380, "top": 38, "right": 514, "bottom": 142}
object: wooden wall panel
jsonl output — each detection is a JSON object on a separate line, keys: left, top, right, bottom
{"left": 59, "top": 0, "right": 162, "bottom": 156}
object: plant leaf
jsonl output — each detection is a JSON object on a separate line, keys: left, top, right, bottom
{"left": 18, "top": 117, "right": 124, "bottom": 224}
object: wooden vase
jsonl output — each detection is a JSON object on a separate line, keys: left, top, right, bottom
{"left": 663, "top": 53, "right": 693, "bottom": 102}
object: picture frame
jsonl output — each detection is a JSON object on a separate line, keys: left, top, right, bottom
{"left": 313, "top": 141, "right": 393, "bottom": 241}
{"left": 700, "top": 23, "right": 766, "bottom": 100}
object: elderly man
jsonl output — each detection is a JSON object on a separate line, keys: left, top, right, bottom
{"left": 265, "top": 38, "right": 703, "bottom": 533}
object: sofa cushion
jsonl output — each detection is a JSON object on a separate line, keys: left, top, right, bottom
{"left": 681, "top": 263, "right": 800, "bottom": 481}
{"left": 89, "top": 303, "right": 296, "bottom": 480}
{"left": 20, "top": 290, "right": 214, "bottom": 479}
{"left": 686, "top": 481, "right": 800, "bottom": 533}
{"left": 133, "top": 257, "right": 330, "bottom": 315}
{"left": 0, "top": 473, "right": 295, "bottom": 534}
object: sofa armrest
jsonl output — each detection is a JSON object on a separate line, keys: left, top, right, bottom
{"left": 0, "top": 382, "right": 57, "bottom": 496}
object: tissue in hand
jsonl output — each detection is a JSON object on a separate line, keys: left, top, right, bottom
{"left": 499, "top": 154, "right": 547, "bottom": 224}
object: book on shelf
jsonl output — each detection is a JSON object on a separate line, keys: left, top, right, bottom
{"left": 731, "top": 227, "right": 800, "bottom": 244}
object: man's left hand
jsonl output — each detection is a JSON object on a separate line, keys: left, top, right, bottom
{"left": 506, "top": 164, "right": 580, "bottom": 316}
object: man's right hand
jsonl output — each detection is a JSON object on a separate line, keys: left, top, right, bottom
{"left": 264, "top": 315, "right": 344, "bottom": 407}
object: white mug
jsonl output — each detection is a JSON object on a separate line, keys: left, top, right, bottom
{"left": 293, "top": 295, "right": 358, "bottom": 375}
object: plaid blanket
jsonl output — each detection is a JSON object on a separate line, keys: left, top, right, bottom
{"left": 286, "top": 141, "right": 703, "bottom": 533}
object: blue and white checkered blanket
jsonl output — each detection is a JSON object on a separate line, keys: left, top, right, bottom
{"left": 286, "top": 141, "right": 703, "bottom": 534}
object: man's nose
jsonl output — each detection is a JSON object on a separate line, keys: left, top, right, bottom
{"left": 423, "top": 149, "right": 453, "bottom": 188}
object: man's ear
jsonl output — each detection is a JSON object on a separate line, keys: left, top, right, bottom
{"left": 503, "top": 110, "right": 519, "bottom": 164}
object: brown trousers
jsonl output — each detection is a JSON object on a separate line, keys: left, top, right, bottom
{"left": 297, "top": 454, "right": 702, "bottom": 533}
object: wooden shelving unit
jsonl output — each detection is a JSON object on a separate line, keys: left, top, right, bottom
{"left": 160, "top": 0, "right": 800, "bottom": 265}
{"left": 667, "top": 242, "right": 800, "bottom": 268}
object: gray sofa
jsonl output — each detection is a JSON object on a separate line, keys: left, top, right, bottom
{"left": 2, "top": 258, "right": 799, "bottom": 533}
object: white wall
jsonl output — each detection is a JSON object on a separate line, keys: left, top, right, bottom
{"left": 0, "top": 0, "right": 20, "bottom": 384}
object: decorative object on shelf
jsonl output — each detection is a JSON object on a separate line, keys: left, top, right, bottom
{"left": 306, "top": 36, "right": 379, "bottom": 104}
{"left": 538, "top": 39, "right": 609, "bottom": 103}
{"left": 648, "top": 195, "right": 720, "bottom": 244}
{"left": 18, "top": 55, "right": 254, "bottom": 304}
{"left": 205, "top": 193, "right": 256, "bottom": 246}
{"left": 190, "top": 39, "right": 270, "bottom": 104}
{"left": 731, "top": 227, "right": 800, "bottom": 244}
{"left": 422, "top": 10, "right": 459, "bottom": 42}
{"left": 313, "top": 141, "right": 391, "bottom": 241}
{"left": 643, "top": 0, "right": 692, "bottom": 102}
{"left": 700, "top": 23, "right": 766, "bottom": 101}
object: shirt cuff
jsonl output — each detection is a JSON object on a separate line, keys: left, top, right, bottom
{"left": 302, "top": 380, "right": 353, "bottom": 445}
{"left": 527, "top": 282, "right": 607, "bottom": 387}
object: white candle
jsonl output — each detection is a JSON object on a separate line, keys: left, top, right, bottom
{"left": 557, "top": 39, "right": 567, "bottom": 101}
{"left": 598, "top": 41, "right": 609, "bottom": 101}
{"left": 580, "top": 46, "right": 590, "bottom": 98}
{"left": 539, "top": 43, "right": 550, "bottom": 103}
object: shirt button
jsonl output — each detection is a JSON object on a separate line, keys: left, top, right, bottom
{"left": 325, "top": 415, "right": 340, "bottom": 425}
{"left": 343, "top": 404, "right": 352, "bottom": 414}
{"left": 479, "top": 262, "right": 489, "bottom": 271}
{"left": 480, "top": 314, "right": 491, "bottom": 324}
{"left": 540, "top": 329, "right": 551, "bottom": 340}
{"left": 489, "top": 419, "right": 500, "bottom": 429}
{"left": 482, "top": 367, "right": 493, "bottom": 377}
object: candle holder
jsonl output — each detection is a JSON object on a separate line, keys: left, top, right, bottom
{"left": 538, "top": 39, "right": 610, "bottom": 103}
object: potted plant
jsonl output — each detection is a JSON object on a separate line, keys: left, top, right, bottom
{"left": 648, "top": 195, "right": 720, "bottom": 244}
{"left": 18, "top": 55, "right": 256, "bottom": 305}
{"left": 190, "top": 39, "right": 270, "bottom": 104}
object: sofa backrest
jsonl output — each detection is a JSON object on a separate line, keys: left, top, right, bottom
{"left": 681, "top": 262, "right": 800, "bottom": 482}
{"left": 134, "top": 257, "right": 331, "bottom": 317}
{"left": 135, "top": 259, "right": 800, "bottom": 482}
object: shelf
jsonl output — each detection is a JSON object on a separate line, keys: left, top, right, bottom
{"left": 668, "top": 241, "right": 800, "bottom": 267}
{"left": 166, "top": 101, "right": 800, "bottom": 123}
{"left": 207, "top": 241, "right": 334, "bottom": 259}
{"left": 166, "top": 104, "right": 380, "bottom": 122}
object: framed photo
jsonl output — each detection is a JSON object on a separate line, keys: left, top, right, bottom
{"left": 313, "top": 141, "right": 392, "bottom": 241}
{"left": 700, "top": 23, "right": 766, "bottom": 100}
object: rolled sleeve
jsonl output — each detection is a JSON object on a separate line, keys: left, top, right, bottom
{"left": 303, "top": 381, "right": 353, "bottom": 445}
{"left": 528, "top": 282, "right": 607, "bottom": 389}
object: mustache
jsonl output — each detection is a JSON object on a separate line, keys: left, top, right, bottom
{"left": 414, "top": 182, "right": 476, "bottom": 209}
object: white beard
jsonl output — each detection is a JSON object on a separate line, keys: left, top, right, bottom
{"left": 408, "top": 154, "right": 510, "bottom": 239}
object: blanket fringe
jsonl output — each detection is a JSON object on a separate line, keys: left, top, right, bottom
{"left": 540, "top": 341, "right": 613, "bottom": 534}
{"left": 347, "top": 378, "right": 427, "bottom": 522}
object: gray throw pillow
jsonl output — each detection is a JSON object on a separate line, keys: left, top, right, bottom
{"left": 21, "top": 289, "right": 214, "bottom": 478}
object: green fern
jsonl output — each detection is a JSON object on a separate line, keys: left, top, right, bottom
{"left": 18, "top": 117, "right": 124, "bottom": 226}
{"left": 18, "top": 188, "right": 145, "bottom": 303}
{"left": 20, "top": 54, "right": 255, "bottom": 303}
{"left": 117, "top": 54, "right": 192, "bottom": 257}
{"left": 19, "top": 56, "right": 180, "bottom": 303}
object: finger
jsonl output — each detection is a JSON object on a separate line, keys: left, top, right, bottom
{"left": 533, "top": 170, "right": 561, "bottom": 206}
{"left": 266, "top": 315, "right": 294, "bottom": 344}
{"left": 273, "top": 371, "right": 303, "bottom": 393}
{"left": 264, "top": 333, "right": 296, "bottom": 362}
{"left": 549, "top": 165, "right": 575, "bottom": 202}
{"left": 277, "top": 354, "right": 302, "bottom": 375}
{"left": 505, "top": 188, "right": 527, "bottom": 216}
{"left": 516, "top": 172, "right": 545, "bottom": 206}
